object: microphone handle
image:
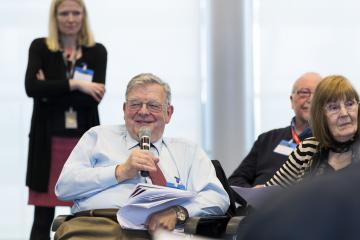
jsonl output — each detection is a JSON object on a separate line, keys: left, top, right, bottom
{"left": 140, "top": 136, "right": 150, "bottom": 177}
{"left": 141, "top": 170, "right": 149, "bottom": 177}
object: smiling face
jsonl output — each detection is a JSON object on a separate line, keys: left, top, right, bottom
{"left": 123, "top": 83, "right": 174, "bottom": 142}
{"left": 325, "top": 99, "right": 359, "bottom": 142}
{"left": 56, "top": 0, "right": 84, "bottom": 37}
{"left": 290, "top": 73, "right": 322, "bottom": 125}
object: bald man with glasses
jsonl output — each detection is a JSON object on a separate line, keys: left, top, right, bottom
{"left": 228, "top": 72, "right": 322, "bottom": 188}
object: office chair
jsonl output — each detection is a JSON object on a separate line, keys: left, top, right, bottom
{"left": 183, "top": 160, "right": 248, "bottom": 239}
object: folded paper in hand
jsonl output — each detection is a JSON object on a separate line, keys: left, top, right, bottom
{"left": 117, "top": 183, "right": 195, "bottom": 230}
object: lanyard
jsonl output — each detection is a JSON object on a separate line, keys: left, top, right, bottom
{"left": 62, "top": 47, "right": 79, "bottom": 79}
{"left": 64, "top": 57, "right": 76, "bottom": 79}
{"left": 290, "top": 117, "right": 302, "bottom": 145}
{"left": 291, "top": 127, "right": 301, "bottom": 145}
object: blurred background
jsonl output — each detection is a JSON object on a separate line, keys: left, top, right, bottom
{"left": 1, "top": 0, "right": 360, "bottom": 238}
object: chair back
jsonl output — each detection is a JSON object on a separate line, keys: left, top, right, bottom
{"left": 211, "top": 160, "right": 238, "bottom": 217}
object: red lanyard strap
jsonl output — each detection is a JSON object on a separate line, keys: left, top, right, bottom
{"left": 291, "top": 127, "right": 301, "bottom": 145}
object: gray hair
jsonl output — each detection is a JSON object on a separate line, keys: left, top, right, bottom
{"left": 125, "top": 73, "right": 172, "bottom": 104}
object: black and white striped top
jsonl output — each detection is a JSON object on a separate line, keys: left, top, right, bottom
{"left": 265, "top": 137, "right": 320, "bottom": 187}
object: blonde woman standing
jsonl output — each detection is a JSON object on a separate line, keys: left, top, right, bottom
{"left": 24, "top": 0, "right": 107, "bottom": 239}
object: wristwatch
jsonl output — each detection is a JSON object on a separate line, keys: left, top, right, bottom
{"left": 173, "top": 205, "right": 188, "bottom": 224}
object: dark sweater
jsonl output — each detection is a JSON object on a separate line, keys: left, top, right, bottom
{"left": 25, "top": 38, "right": 107, "bottom": 192}
{"left": 228, "top": 126, "right": 294, "bottom": 187}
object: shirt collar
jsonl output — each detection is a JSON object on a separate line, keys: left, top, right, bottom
{"left": 125, "top": 132, "right": 139, "bottom": 150}
{"left": 152, "top": 138, "right": 163, "bottom": 155}
{"left": 290, "top": 116, "right": 312, "bottom": 141}
{"left": 290, "top": 116, "right": 296, "bottom": 128}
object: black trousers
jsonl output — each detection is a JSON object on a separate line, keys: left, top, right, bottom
{"left": 30, "top": 206, "right": 55, "bottom": 240}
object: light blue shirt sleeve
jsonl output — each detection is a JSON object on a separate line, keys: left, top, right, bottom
{"left": 172, "top": 141, "right": 230, "bottom": 217}
{"left": 55, "top": 127, "right": 119, "bottom": 201}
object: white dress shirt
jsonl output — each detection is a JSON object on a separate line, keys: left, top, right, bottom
{"left": 55, "top": 124, "right": 230, "bottom": 217}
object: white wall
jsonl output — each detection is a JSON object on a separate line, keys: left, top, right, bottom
{"left": 254, "top": 0, "right": 360, "bottom": 136}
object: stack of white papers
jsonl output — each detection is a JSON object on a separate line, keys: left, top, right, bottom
{"left": 117, "top": 183, "right": 195, "bottom": 230}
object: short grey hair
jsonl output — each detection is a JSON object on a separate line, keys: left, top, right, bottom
{"left": 125, "top": 73, "right": 172, "bottom": 104}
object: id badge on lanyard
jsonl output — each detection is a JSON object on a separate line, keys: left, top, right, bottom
{"left": 274, "top": 140, "right": 297, "bottom": 156}
{"left": 73, "top": 64, "right": 94, "bottom": 82}
{"left": 273, "top": 128, "right": 299, "bottom": 156}
{"left": 65, "top": 107, "right": 78, "bottom": 129}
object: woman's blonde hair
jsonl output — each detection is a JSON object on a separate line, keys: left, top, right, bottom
{"left": 46, "top": 0, "right": 95, "bottom": 51}
{"left": 310, "top": 75, "right": 360, "bottom": 148}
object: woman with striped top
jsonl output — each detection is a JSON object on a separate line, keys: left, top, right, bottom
{"left": 266, "top": 75, "right": 360, "bottom": 187}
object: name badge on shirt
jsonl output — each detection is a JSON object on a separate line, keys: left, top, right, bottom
{"left": 73, "top": 66, "right": 94, "bottom": 82}
{"left": 65, "top": 107, "right": 78, "bottom": 129}
{"left": 273, "top": 140, "right": 297, "bottom": 156}
{"left": 166, "top": 176, "right": 185, "bottom": 190}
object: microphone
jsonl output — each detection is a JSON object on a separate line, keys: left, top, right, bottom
{"left": 139, "top": 127, "right": 152, "bottom": 177}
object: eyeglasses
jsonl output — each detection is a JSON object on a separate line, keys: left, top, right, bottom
{"left": 294, "top": 88, "right": 313, "bottom": 98}
{"left": 324, "top": 100, "right": 359, "bottom": 115}
{"left": 126, "top": 100, "right": 165, "bottom": 113}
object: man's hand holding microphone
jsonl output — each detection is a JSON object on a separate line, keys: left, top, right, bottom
{"left": 115, "top": 127, "right": 158, "bottom": 182}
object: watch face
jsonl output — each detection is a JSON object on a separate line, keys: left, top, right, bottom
{"left": 175, "top": 207, "right": 187, "bottom": 223}
{"left": 177, "top": 211, "right": 186, "bottom": 221}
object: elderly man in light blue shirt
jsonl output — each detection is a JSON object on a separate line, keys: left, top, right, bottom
{"left": 55, "top": 73, "right": 229, "bottom": 234}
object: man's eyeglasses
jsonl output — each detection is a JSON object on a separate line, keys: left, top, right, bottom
{"left": 126, "top": 100, "right": 165, "bottom": 113}
{"left": 324, "top": 100, "right": 359, "bottom": 115}
{"left": 294, "top": 88, "right": 313, "bottom": 98}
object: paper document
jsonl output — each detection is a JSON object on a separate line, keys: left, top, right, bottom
{"left": 231, "top": 185, "right": 282, "bottom": 209}
{"left": 117, "top": 183, "right": 195, "bottom": 230}
{"left": 153, "top": 228, "right": 213, "bottom": 240}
